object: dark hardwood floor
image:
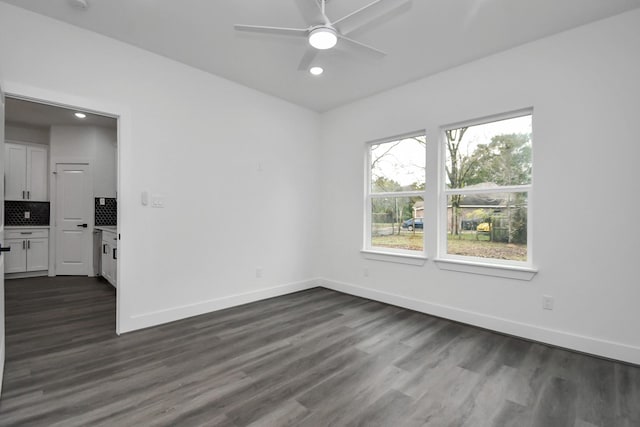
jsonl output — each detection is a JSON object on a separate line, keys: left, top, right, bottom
{"left": 0, "top": 276, "right": 638, "bottom": 426}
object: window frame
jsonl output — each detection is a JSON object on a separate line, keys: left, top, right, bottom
{"left": 436, "top": 109, "right": 536, "bottom": 278}
{"left": 363, "top": 132, "right": 427, "bottom": 261}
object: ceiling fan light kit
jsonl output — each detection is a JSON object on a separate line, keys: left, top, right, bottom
{"left": 234, "top": 0, "right": 410, "bottom": 71}
{"left": 308, "top": 27, "right": 338, "bottom": 50}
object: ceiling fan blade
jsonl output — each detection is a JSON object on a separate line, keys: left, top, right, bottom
{"left": 337, "top": 34, "right": 387, "bottom": 57}
{"left": 333, "top": 0, "right": 411, "bottom": 35}
{"left": 294, "top": 0, "right": 325, "bottom": 25}
{"left": 234, "top": 24, "right": 308, "bottom": 38}
{"left": 298, "top": 48, "right": 319, "bottom": 71}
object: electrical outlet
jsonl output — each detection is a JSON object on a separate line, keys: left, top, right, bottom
{"left": 542, "top": 295, "right": 554, "bottom": 310}
{"left": 100, "top": 198, "right": 106, "bottom": 205}
{"left": 256, "top": 267, "right": 263, "bottom": 278}
{"left": 24, "top": 211, "right": 30, "bottom": 219}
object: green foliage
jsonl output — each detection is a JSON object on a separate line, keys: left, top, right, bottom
{"left": 509, "top": 194, "right": 528, "bottom": 244}
{"left": 372, "top": 176, "right": 402, "bottom": 193}
{"left": 468, "top": 208, "right": 492, "bottom": 223}
{"left": 465, "top": 133, "right": 532, "bottom": 187}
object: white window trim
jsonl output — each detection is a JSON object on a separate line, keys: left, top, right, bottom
{"left": 361, "top": 249, "right": 427, "bottom": 266}
{"left": 433, "top": 258, "right": 537, "bottom": 280}
{"left": 436, "top": 109, "right": 537, "bottom": 279}
{"left": 363, "top": 132, "right": 427, "bottom": 261}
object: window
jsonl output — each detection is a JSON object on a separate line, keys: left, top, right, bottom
{"left": 440, "top": 111, "right": 533, "bottom": 268}
{"left": 365, "top": 134, "right": 426, "bottom": 257}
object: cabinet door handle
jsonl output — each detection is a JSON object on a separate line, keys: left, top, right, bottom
{"left": 22, "top": 190, "right": 26, "bottom": 199}
{"left": 27, "top": 191, "right": 30, "bottom": 199}
{"left": 103, "top": 244, "right": 108, "bottom": 254}
{"left": 113, "top": 248, "right": 117, "bottom": 260}
{"left": 27, "top": 240, "right": 31, "bottom": 250}
{"left": 0, "top": 244, "right": 10, "bottom": 253}
{"left": 77, "top": 224, "right": 88, "bottom": 228}
{"left": 23, "top": 240, "right": 26, "bottom": 250}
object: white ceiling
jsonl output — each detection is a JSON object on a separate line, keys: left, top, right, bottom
{"left": 3, "top": 0, "right": 640, "bottom": 112}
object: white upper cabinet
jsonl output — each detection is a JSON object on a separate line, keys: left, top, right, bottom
{"left": 27, "top": 146, "right": 48, "bottom": 201}
{"left": 5, "top": 143, "right": 27, "bottom": 201}
{"left": 4, "top": 142, "right": 48, "bottom": 201}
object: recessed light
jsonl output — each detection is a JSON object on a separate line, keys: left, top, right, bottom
{"left": 310, "top": 67, "right": 324, "bottom": 76}
{"left": 69, "top": 0, "right": 89, "bottom": 10}
{"left": 74, "top": 112, "right": 87, "bottom": 119}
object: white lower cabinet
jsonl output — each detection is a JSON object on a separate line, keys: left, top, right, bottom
{"left": 100, "top": 230, "right": 117, "bottom": 288}
{"left": 5, "top": 228, "right": 49, "bottom": 274}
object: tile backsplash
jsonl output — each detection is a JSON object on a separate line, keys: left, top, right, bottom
{"left": 95, "top": 197, "right": 117, "bottom": 226}
{"left": 5, "top": 201, "right": 50, "bottom": 226}
{"left": 5, "top": 199, "right": 117, "bottom": 226}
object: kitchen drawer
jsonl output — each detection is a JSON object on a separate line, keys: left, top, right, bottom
{"left": 6, "top": 229, "right": 49, "bottom": 240}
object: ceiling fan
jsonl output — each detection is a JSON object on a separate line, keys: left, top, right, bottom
{"left": 234, "top": 0, "right": 411, "bottom": 70}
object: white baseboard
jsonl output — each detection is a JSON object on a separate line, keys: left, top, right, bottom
{"left": 5, "top": 271, "right": 48, "bottom": 280}
{"left": 121, "top": 278, "right": 320, "bottom": 333}
{"left": 319, "top": 278, "right": 640, "bottom": 365}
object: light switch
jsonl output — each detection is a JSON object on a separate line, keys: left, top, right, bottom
{"left": 151, "top": 195, "right": 165, "bottom": 208}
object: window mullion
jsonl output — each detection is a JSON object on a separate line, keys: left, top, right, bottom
{"left": 444, "top": 185, "right": 531, "bottom": 196}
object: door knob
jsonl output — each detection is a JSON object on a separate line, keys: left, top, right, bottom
{"left": 77, "top": 224, "right": 88, "bottom": 228}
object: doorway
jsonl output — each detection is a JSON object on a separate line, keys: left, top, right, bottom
{"left": 2, "top": 92, "right": 120, "bottom": 333}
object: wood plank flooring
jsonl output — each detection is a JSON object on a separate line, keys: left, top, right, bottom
{"left": 0, "top": 276, "right": 638, "bottom": 426}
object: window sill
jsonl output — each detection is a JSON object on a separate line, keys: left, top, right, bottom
{"left": 361, "top": 249, "right": 427, "bottom": 266}
{"left": 434, "top": 258, "right": 537, "bottom": 281}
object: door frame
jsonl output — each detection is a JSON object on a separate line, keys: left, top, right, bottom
{"left": 3, "top": 81, "right": 130, "bottom": 335}
{"left": 1, "top": 80, "right": 6, "bottom": 395}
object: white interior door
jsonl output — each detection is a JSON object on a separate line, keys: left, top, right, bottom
{"left": 0, "top": 84, "right": 7, "bottom": 394}
{"left": 55, "top": 163, "right": 92, "bottom": 275}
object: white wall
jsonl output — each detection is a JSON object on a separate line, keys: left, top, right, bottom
{"left": 0, "top": 3, "right": 321, "bottom": 333}
{"left": 49, "top": 125, "right": 117, "bottom": 197}
{"left": 5, "top": 122, "right": 49, "bottom": 145}
{"left": 318, "top": 10, "right": 640, "bottom": 364}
